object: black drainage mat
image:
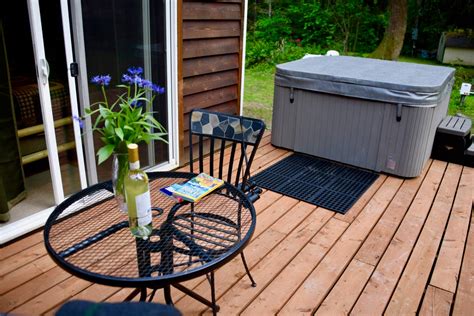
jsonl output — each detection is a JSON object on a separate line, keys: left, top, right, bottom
{"left": 250, "top": 153, "right": 379, "bottom": 214}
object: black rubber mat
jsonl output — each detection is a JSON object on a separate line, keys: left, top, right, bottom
{"left": 250, "top": 153, "right": 379, "bottom": 214}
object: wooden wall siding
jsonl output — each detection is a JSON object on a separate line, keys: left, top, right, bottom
{"left": 183, "top": 54, "right": 239, "bottom": 77}
{"left": 182, "top": 2, "right": 241, "bottom": 20}
{"left": 179, "top": 0, "right": 244, "bottom": 165}
{"left": 183, "top": 85, "right": 238, "bottom": 113}
{"left": 183, "top": 38, "right": 240, "bottom": 59}
{"left": 183, "top": 21, "right": 241, "bottom": 40}
{"left": 183, "top": 70, "right": 239, "bottom": 96}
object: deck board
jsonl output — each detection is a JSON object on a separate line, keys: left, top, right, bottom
{"left": 453, "top": 175, "right": 474, "bottom": 316}
{"left": 351, "top": 160, "right": 448, "bottom": 315}
{"left": 419, "top": 285, "right": 454, "bottom": 316}
{"left": 1, "top": 138, "right": 473, "bottom": 316}
{"left": 315, "top": 161, "right": 432, "bottom": 315}
{"left": 278, "top": 176, "right": 404, "bottom": 315}
{"left": 430, "top": 166, "right": 473, "bottom": 294}
{"left": 385, "top": 163, "right": 462, "bottom": 315}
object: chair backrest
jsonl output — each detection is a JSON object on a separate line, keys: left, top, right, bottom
{"left": 189, "top": 109, "right": 266, "bottom": 190}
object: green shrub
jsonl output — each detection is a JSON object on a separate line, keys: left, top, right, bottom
{"left": 245, "top": 1, "right": 386, "bottom": 66}
{"left": 286, "top": 3, "right": 335, "bottom": 47}
{"left": 253, "top": 15, "right": 292, "bottom": 43}
{"left": 246, "top": 39, "right": 324, "bottom": 68}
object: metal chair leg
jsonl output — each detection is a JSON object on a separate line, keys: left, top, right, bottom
{"left": 240, "top": 252, "right": 256, "bottom": 287}
{"left": 210, "top": 271, "right": 218, "bottom": 316}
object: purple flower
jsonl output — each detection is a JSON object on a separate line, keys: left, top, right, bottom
{"left": 152, "top": 84, "right": 165, "bottom": 94}
{"left": 127, "top": 66, "right": 143, "bottom": 76}
{"left": 122, "top": 74, "right": 142, "bottom": 85}
{"left": 73, "top": 115, "right": 84, "bottom": 129}
{"left": 121, "top": 74, "right": 133, "bottom": 84}
{"left": 91, "top": 75, "right": 111, "bottom": 86}
{"left": 131, "top": 100, "right": 143, "bottom": 108}
{"left": 139, "top": 79, "right": 153, "bottom": 89}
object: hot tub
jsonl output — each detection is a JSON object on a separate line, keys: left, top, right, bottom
{"left": 271, "top": 56, "right": 455, "bottom": 177}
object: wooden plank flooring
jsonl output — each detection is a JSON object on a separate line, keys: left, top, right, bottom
{"left": 1, "top": 133, "right": 473, "bottom": 315}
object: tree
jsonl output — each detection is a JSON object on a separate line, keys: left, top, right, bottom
{"left": 371, "top": 0, "right": 408, "bottom": 60}
{"left": 329, "top": 0, "right": 367, "bottom": 54}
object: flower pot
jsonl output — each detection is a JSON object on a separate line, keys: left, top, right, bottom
{"left": 112, "top": 152, "right": 129, "bottom": 212}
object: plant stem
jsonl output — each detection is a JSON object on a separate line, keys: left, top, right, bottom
{"left": 101, "top": 85, "right": 109, "bottom": 107}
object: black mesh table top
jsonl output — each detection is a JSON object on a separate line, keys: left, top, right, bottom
{"left": 44, "top": 172, "right": 256, "bottom": 289}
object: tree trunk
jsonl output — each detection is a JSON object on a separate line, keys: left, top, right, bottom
{"left": 371, "top": 0, "right": 408, "bottom": 60}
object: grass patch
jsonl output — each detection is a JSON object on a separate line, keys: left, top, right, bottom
{"left": 243, "top": 57, "right": 474, "bottom": 132}
{"left": 243, "top": 64, "right": 275, "bottom": 128}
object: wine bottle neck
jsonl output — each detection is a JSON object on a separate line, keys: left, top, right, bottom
{"left": 129, "top": 161, "right": 140, "bottom": 170}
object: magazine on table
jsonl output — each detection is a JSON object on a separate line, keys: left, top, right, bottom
{"left": 160, "top": 173, "right": 224, "bottom": 203}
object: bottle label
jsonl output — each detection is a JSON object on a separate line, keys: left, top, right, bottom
{"left": 129, "top": 161, "right": 140, "bottom": 170}
{"left": 135, "top": 190, "right": 152, "bottom": 226}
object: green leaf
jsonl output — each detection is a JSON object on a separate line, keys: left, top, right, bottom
{"left": 115, "top": 127, "right": 124, "bottom": 141}
{"left": 99, "top": 105, "right": 110, "bottom": 118}
{"left": 97, "top": 144, "right": 115, "bottom": 164}
{"left": 141, "top": 134, "right": 151, "bottom": 143}
{"left": 149, "top": 133, "right": 169, "bottom": 143}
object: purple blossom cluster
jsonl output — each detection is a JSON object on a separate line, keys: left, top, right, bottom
{"left": 90, "top": 66, "right": 165, "bottom": 94}
{"left": 121, "top": 67, "right": 165, "bottom": 94}
{"left": 90, "top": 75, "right": 111, "bottom": 86}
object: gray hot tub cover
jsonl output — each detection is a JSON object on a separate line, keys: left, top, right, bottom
{"left": 275, "top": 56, "right": 455, "bottom": 106}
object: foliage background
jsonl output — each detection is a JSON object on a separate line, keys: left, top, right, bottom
{"left": 243, "top": 0, "right": 474, "bottom": 131}
{"left": 246, "top": 0, "right": 473, "bottom": 67}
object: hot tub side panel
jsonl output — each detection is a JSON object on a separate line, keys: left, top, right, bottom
{"left": 271, "top": 83, "right": 451, "bottom": 177}
{"left": 293, "top": 90, "right": 385, "bottom": 171}
{"left": 376, "top": 105, "right": 435, "bottom": 177}
{"left": 377, "top": 91, "right": 450, "bottom": 177}
{"left": 271, "top": 85, "right": 298, "bottom": 149}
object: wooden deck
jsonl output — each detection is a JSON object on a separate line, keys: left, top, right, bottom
{"left": 1, "top": 132, "right": 473, "bottom": 315}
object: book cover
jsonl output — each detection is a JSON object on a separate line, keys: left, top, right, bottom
{"left": 160, "top": 173, "right": 224, "bottom": 203}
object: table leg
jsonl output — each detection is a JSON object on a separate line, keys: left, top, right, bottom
{"left": 124, "top": 288, "right": 141, "bottom": 301}
{"left": 123, "top": 287, "right": 147, "bottom": 302}
{"left": 164, "top": 285, "right": 174, "bottom": 305}
{"left": 172, "top": 283, "right": 220, "bottom": 313}
{"left": 140, "top": 288, "right": 147, "bottom": 301}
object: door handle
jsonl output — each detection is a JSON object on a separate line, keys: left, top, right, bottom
{"left": 40, "top": 58, "right": 50, "bottom": 85}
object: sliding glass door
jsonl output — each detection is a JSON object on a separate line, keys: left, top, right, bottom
{"left": 71, "top": 0, "right": 170, "bottom": 183}
{"left": 0, "top": 0, "right": 87, "bottom": 226}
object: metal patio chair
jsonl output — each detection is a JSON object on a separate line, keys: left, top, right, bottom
{"left": 189, "top": 108, "right": 266, "bottom": 287}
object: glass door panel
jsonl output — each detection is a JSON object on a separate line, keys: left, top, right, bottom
{"left": 0, "top": 1, "right": 56, "bottom": 223}
{"left": 77, "top": 0, "right": 169, "bottom": 181}
{"left": 39, "top": 0, "right": 83, "bottom": 197}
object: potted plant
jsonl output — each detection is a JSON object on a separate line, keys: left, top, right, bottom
{"left": 76, "top": 66, "right": 167, "bottom": 211}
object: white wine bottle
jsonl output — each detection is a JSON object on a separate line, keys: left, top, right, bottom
{"left": 124, "top": 143, "right": 152, "bottom": 239}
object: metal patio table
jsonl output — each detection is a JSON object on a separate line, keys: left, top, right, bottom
{"left": 44, "top": 171, "right": 256, "bottom": 314}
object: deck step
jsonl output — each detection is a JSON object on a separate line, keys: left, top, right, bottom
{"left": 432, "top": 115, "right": 472, "bottom": 165}
{"left": 437, "top": 115, "right": 471, "bottom": 136}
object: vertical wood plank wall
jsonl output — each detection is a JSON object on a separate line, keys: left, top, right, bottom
{"left": 178, "top": 0, "right": 245, "bottom": 165}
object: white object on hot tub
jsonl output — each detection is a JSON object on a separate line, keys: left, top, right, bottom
{"left": 326, "top": 50, "right": 339, "bottom": 56}
{"left": 302, "top": 50, "right": 339, "bottom": 59}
